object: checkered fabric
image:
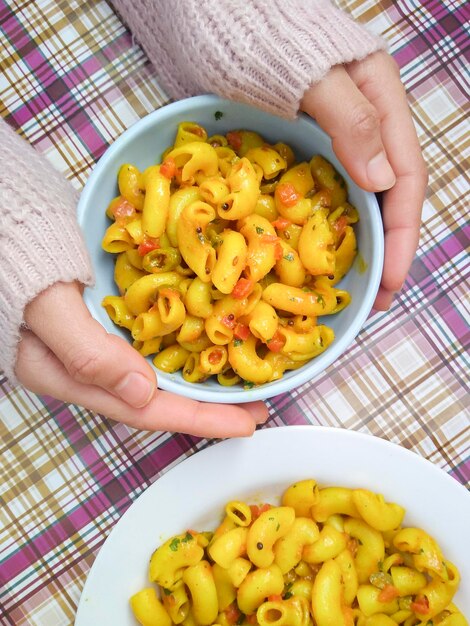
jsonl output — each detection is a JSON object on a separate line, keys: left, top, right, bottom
{"left": 0, "top": 0, "right": 469, "bottom": 623}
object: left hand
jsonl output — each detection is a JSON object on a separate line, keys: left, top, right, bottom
{"left": 16, "top": 281, "right": 268, "bottom": 438}
{"left": 301, "top": 51, "right": 428, "bottom": 310}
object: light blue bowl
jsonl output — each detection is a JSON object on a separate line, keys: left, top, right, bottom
{"left": 77, "top": 95, "right": 384, "bottom": 403}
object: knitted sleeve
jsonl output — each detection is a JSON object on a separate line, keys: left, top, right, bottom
{"left": 0, "top": 119, "right": 93, "bottom": 383}
{"left": 110, "top": 0, "right": 386, "bottom": 118}
{"left": 0, "top": 0, "right": 383, "bottom": 383}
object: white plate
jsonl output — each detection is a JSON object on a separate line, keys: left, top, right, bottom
{"left": 75, "top": 426, "right": 470, "bottom": 623}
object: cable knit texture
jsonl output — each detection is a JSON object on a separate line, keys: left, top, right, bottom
{"left": 0, "top": 121, "right": 94, "bottom": 382}
{"left": 1, "top": 0, "right": 385, "bottom": 383}
{"left": 111, "top": 0, "right": 386, "bottom": 118}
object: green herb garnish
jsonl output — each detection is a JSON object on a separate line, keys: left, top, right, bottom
{"left": 169, "top": 538, "right": 180, "bottom": 552}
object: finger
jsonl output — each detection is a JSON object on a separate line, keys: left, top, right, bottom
{"left": 24, "top": 281, "right": 157, "bottom": 408}
{"left": 300, "top": 65, "right": 396, "bottom": 191}
{"left": 346, "top": 52, "right": 428, "bottom": 301}
{"left": 16, "top": 330, "right": 268, "bottom": 438}
{"left": 136, "top": 393, "right": 268, "bottom": 436}
{"left": 244, "top": 401, "right": 270, "bottom": 424}
{"left": 373, "top": 286, "right": 395, "bottom": 312}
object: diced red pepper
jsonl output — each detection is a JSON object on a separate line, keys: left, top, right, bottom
{"left": 266, "top": 330, "right": 285, "bottom": 353}
{"left": 112, "top": 196, "right": 136, "bottom": 221}
{"left": 275, "top": 182, "right": 301, "bottom": 207}
{"left": 158, "top": 287, "right": 180, "bottom": 300}
{"left": 165, "top": 594, "right": 176, "bottom": 607}
{"left": 234, "top": 323, "right": 250, "bottom": 341}
{"left": 250, "top": 503, "right": 271, "bottom": 519}
{"left": 268, "top": 595, "right": 282, "bottom": 602}
{"left": 173, "top": 166, "right": 185, "bottom": 186}
{"left": 259, "top": 234, "right": 283, "bottom": 261}
{"left": 347, "top": 537, "right": 359, "bottom": 557}
{"left": 271, "top": 217, "right": 291, "bottom": 230}
{"left": 137, "top": 236, "right": 160, "bottom": 256}
{"left": 208, "top": 349, "right": 224, "bottom": 365}
{"left": 411, "top": 596, "right": 430, "bottom": 615}
{"left": 260, "top": 234, "right": 280, "bottom": 244}
{"left": 333, "top": 215, "right": 348, "bottom": 237}
{"left": 222, "top": 315, "right": 236, "bottom": 329}
{"left": 226, "top": 130, "right": 242, "bottom": 152}
{"left": 232, "top": 278, "right": 254, "bottom": 299}
{"left": 274, "top": 242, "right": 284, "bottom": 261}
{"left": 378, "top": 584, "right": 400, "bottom": 602}
{"left": 160, "top": 156, "right": 177, "bottom": 179}
{"left": 224, "top": 602, "right": 241, "bottom": 625}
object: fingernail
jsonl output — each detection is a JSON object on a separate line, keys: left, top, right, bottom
{"left": 367, "top": 152, "right": 396, "bottom": 190}
{"left": 115, "top": 372, "right": 155, "bottom": 408}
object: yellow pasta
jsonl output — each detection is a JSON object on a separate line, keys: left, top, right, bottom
{"left": 211, "top": 229, "right": 247, "bottom": 294}
{"left": 153, "top": 344, "right": 191, "bottom": 374}
{"left": 173, "top": 121, "right": 208, "bottom": 147}
{"left": 142, "top": 165, "right": 171, "bottom": 238}
{"left": 177, "top": 201, "right": 217, "bottom": 282}
{"left": 102, "top": 121, "right": 363, "bottom": 385}
{"left": 274, "top": 162, "right": 315, "bottom": 225}
{"left": 118, "top": 164, "right": 145, "bottom": 211}
{"left": 228, "top": 333, "right": 273, "bottom": 385}
{"left": 113, "top": 252, "right": 146, "bottom": 295}
{"left": 167, "top": 141, "right": 219, "bottom": 181}
{"left": 208, "top": 527, "right": 249, "bottom": 569}
{"left": 310, "top": 154, "right": 348, "bottom": 208}
{"left": 245, "top": 146, "right": 287, "bottom": 180}
{"left": 182, "top": 561, "right": 219, "bottom": 625}
{"left": 298, "top": 208, "right": 335, "bottom": 276}
{"left": 102, "top": 221, "right": 134, "bottom": 253}
{"left": 130, "top": 587, "right": 172, "bottom": 626}
{"left": 130, "top": 480, "right": 467, "bottom": 626}
{"left": 101, "top": 295, "right": 135, "bottom": 331}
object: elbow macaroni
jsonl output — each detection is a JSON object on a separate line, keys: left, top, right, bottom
{"left": 103, "top": 122, "right": 361, "bottom": 386}
{"left": 130, "top": 480, "right": 467, "bottom": 626}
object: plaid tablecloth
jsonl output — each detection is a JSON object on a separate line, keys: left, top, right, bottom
{"left": 0, "top": 0, "right": 469, "bottom": 623}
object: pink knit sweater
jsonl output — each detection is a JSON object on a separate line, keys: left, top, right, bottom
{"left": 0, "top": 0, "right": 385, "bottom": 383}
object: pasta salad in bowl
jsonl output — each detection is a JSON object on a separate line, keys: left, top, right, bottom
{"left": 77, "top": 95, "right": 384, "bottom": 402}
{"left": 74, "top": 427, "right": 470, "bottom": 625}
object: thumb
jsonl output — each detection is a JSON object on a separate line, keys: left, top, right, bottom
{"left": 25, "top": 281, "right": 157, "bottom": 408}
{"left": 301, "top": 66, "right": 396, "bottom": 192}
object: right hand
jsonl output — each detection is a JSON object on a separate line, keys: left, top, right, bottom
{"left": 16, "top": 281, "right": 268, "bottom": 438}
{"left": 301, "top": 51, "right": 428, "bottom": 310}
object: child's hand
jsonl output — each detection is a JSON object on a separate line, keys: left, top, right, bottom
{"left": 16, "top": 281, "right": 268, "bottom": 437}
{"left": 301, "top": 51, "right": 428, "bottom": 310}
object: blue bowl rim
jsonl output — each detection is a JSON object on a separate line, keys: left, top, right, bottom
{"left": 77, "top": 94, "right": 384, "bottom": 403}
